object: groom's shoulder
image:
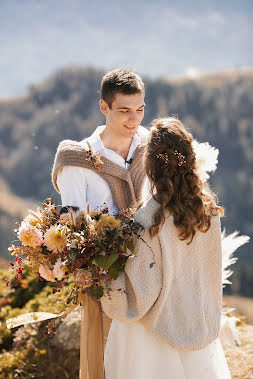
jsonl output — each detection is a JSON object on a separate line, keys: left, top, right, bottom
{"left": 56, "top": 138, "right": 89, "bottom": 154}
{"left": 52, "top": 138, "right": 90, "bottom": 192}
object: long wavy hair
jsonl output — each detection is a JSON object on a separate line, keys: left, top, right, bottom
{"left": 144, "top": 117, "right": 223, "bottom": 244}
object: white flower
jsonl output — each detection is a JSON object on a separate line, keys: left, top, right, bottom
{"left": 192, "top": 139, "right": 219, "bottom": 182}
{"left": 44, "top": 225, "right": 67, "bottom": 253}
{"left": 53, "top": 258, "right": 66, "bottom": 281}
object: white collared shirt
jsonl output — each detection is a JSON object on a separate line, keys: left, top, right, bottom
{"left": 57, "top": 125, "right": 150, "bottom": 213}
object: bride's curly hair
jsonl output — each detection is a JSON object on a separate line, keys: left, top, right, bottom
{"left": 144, "top": 117, "right": 224, "bottom": 244}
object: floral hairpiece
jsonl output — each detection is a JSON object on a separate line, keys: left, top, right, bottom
{"left": 174, "top": 150, "right": 186, "bottom": 167}
{"left": 156, "top": 150, "right": 186, "bottom": 167}
{"left": 156, "top": 152, "right": 169, "bottom": 163}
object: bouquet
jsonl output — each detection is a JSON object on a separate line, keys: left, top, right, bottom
{"left": 6, "top": 198, "right": 143, "bottom": 329}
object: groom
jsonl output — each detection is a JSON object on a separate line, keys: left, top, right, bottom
{"left": 52, "top": 68, "right": 149, "bottom": 215}
{"left": 51, "top": 68, "right": 149, "bottom": 362}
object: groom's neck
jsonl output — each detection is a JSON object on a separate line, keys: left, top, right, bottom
{"left": 100, "top": 127, "right": 134, "bottom": 160}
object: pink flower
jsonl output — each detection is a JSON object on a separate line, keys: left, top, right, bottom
{"left": 38, "top": 259, "right": 66, "bottom": 282}
{"left": 18, "top": 222, "right": 43, "bottom": 248}
{"left": 44, "top": 225, "right": 67, "bottom": 253}
{"left": 38, "top": 264, "right": 55, "bottom": 282}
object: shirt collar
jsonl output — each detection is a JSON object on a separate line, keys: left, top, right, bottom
{"left": 86, "top": 125, "right": 106, "bottom": 152}
{"left": 85, "top": 124, "right": 144, "bottom": 153}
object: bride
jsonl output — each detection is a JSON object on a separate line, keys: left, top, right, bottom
{"left": 101, "top": 117, "right": 231, "bottom": 379}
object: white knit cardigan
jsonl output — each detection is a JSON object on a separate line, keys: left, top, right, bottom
{"left": 101, "top": 196, "right": 223, "bottom": 351}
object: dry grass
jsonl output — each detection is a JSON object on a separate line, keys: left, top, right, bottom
{"left": 222, "top": 295, "right": 253, "bottom": 378}
{"left": 224, "top": 324, "right": 253, "bottom": 379}
{"left": 223, "top": 295, "right": 253, "bottom": 325}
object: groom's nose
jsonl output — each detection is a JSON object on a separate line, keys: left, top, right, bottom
{"left": 128, "top": 112, "right": 139, "bottom": 125}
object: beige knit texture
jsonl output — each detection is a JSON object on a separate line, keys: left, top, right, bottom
{"left": 51, "top": 138, "right": 147, "bottom": 211}
{"left": 101, "top": 196, "right": 223, "bottom": 351}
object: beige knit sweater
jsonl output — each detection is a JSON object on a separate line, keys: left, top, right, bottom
{"left": 101, "top": 196, "right": 223, "bottom": 351}
{"left": 51, "top": 137, "right": 147, "bottom": 211}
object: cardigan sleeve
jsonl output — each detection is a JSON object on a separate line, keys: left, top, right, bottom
{"left": 100, "top": 230, "right": 163, "bottom": 321}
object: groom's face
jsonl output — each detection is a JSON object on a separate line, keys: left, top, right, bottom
{"left": 100, "top": 92, "right": 145, "bottom": 138}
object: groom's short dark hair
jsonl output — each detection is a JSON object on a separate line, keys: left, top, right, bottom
{"left": 101, "top": 68, "right": 145, "bottom": 108}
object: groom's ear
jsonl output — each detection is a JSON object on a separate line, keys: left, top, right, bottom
{"left": 100, "top": 99, "right": 109, "bottom": 116}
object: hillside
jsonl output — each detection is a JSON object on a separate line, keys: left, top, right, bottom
{"left": 0, "top": 177, "right": 35, "bottom": 259}
{"left": 0, "top": 66, "right": 252, "bottom": 296}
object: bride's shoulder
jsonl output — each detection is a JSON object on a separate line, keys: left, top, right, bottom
{"left": 134, "top": 197, "right": 160, "bottom": 228}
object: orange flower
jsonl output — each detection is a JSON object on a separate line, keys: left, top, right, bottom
{"left": 20, "top": 279, "right": 28, "bottom": 289}
{"left": 39, "top": 349, "right": 47, "bottom": 355}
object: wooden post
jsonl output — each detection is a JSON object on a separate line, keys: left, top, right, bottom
{"left": 79, "top": 292, "right": 105, "bottom": 379}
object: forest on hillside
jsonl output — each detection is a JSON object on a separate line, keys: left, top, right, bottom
{"left": 0, "top": 67, "right": 252, "bottom": 296}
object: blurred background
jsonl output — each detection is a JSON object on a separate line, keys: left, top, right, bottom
{"left": 0, "top": 0, "right": 253, "bottom": 377}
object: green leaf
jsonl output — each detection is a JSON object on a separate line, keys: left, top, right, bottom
{"left": 119, "top": 257, "right": 127, "bottom": 270}
{"left": 127, "top": 239, "right": 134, "bottom": 252}
{"left": 123, "top": 239, "right": 134, "bottom": 253}
{"left": 108, "top": 260, "right": 121, "bottom": 280}
{"left": 105, "top": 254, "right": 119, "bottom": 269}
{"left": 94, "top": 255, "right": 106, "bottom": 269}
{"left": 89, "top": 285, "right": 104, "bottom": 299}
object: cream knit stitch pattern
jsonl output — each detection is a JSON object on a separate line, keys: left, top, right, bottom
{"left": 51, "top": 138, "right": 147, "bottom": 211}
{"left": 101, "top": 196, "right": 223, "bottom": 351}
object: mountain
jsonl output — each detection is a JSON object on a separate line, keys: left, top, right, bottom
{"left": 1, "top": 0, "right": 252, "bottom": 97}
{"left": 0, "top": 66, "right": 252, "bottom": 295}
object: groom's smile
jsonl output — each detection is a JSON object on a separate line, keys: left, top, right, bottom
{"left": 124, "top": 125, "right": 138, "bottom": 130}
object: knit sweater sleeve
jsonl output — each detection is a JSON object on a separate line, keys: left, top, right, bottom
{"left": 100, "top": 226, "right": 163, "bottom": 322}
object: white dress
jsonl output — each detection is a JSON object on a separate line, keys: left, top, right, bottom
{"left": 104, "top": 321, "right": 231, "bottom": 379}
{"left": 56, "top": 127, "right": 231, "bottom": 379}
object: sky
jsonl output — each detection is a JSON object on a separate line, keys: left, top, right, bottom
{"left": 0, "top": 0, "right": 252, "bottom": 98}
